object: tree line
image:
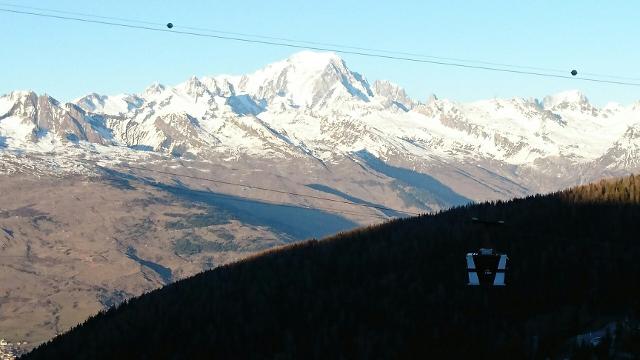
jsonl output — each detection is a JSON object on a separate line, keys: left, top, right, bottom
{"left": 23, "top": 175, "right": 640, "bottom": 359}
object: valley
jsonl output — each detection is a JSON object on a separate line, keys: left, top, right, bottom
{"left": 2, "top": 50, "right": 640, "bottom": 349}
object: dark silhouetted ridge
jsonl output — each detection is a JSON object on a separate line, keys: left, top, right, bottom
{"left": 23, "top": 175, "right": 640, "bottom": 359}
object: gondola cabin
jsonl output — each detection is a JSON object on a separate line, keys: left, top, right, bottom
{"left": 466, "top": 248, "right": 508, "bottom": 286}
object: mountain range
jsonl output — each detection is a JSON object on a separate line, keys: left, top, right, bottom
{"left": 3, "top": 51, "right": 640, "bottom": 198}
{"left": 2, "top": 50, "right": 640, "bottom": 348}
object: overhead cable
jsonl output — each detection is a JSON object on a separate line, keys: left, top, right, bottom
{"left": 2, "top": 7, "right": 640, "bottom": 86}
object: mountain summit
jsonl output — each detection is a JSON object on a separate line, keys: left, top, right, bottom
{"left": 543, "top": 90, "right": 593, "bottom": 112}
{"left": 0, "top": 91, "right": 109, "bottom": 145}
{"left": 2, "top": 51, "right": 640, "bottom": 195}
{"left": 233, "top": 51, "right": 374, "bottom": 108}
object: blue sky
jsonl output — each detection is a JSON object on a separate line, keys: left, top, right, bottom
{"left": 1, "top": 0, "right": 638, "bottom": 105}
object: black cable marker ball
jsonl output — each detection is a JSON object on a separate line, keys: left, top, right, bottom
{"left": 166, "top": 23, "right": 174, "bottom": 29}
{"left": 571, "top": 69, "right": 578, "bottom": 76}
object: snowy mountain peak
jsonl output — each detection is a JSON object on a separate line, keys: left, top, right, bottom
{"left": 286, "top": 50, "right": 344, "bottom": 68}
{"left": 596, "top": 122, "right": 640, "bottom": 170}
{"left": 75, "top": 93, "right": 108, "bottom": 111}
{"left": 201, "top": 77, "right": 236, "bottom": 97}
{"left": 0, "top": 90, "right": 38, "bottom": 108}
{"left": 0, "top": 91, "right": 112, "bottom": 146}
{"left": 372, "top": 80, "right": 415, "bottom": 111}
{"left": 622, "top": 123, "right": 640, "bottom": 140}
{"left": 236, "top": 51, "right": 373, "bottom": 109}
{"left": 543, "top": 90, "right": 591, "bottom": 110}
{"left": 0, "top": 91, "right": 39, "bottom": 118}
{"left": 5, "top": 90, "right": 37, "bottom": 102}
{"left": 75, "top": 93, "right": 143, "bottom": 116}
{"left": 144, "top": 82, "right": 167, "bottom": 97}
{"left": 177, "top": 76, "right": 210, "bottom": 98}
{"left": 426, "top": 93, "right": 438, "bottom": 104}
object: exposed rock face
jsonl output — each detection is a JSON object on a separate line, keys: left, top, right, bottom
{"left": 373, "top": 80, "right": 415, "bottom": 111}
{"left": 0, "top": 91, "right": 111, "bottom": 144}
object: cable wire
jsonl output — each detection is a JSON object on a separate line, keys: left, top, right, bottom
{"left": 2, "top": 7, "right": 640, "bottom": 87}
{"left": 3, "top": 2, "right": 639, "bottom": 82}
{"left": 0, "top": 2, "right": 162, "bottom": 26}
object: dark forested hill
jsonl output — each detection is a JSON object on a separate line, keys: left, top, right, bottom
{"left": 23, "top": 175, "right": 640, "bottom": 359}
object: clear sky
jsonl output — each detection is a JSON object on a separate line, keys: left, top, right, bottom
{"left": 1, "top": 0, "right": 639, "bottom": 105}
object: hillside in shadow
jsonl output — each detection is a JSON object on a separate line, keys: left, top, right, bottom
{"left": 156, "top": 182, "right": 359, "bottom": 240}
{"left": 24, "top": 175, "right": 640, "bottom": 359}
{"left": 355, "top": 150, "right": 471, "bottom": 209}
{"left": 101, "top": 167, "right": 360, "bottom": 240}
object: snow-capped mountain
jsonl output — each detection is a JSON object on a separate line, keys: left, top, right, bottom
{"left": 4, "top": 51, "right": 640, "bottom": 349}
{"left": 0, "top": 91, "right": 112, "bottom": 146}
{"left": 2, "top": 50, "right": 640, "bottom": 202}
{"left": 594, "top": 123, "right": 640, "bottom": 172}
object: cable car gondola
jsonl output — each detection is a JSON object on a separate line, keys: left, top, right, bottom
{"left": 466, "top": 218, "right": 508, "bottom": 287}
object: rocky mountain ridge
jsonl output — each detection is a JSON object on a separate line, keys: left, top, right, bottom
{"left": 1, "top": 51, "right": 638, "bottom": 180}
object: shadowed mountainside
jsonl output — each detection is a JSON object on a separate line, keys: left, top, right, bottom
{"left": 0, "top": 166, "right": 364, "bottom": 349}
{"left": 355, "top": 150, "right": 471, "bottom": 209}
{"left": 23, "top": 175, "right": 640, "bottom": 359}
